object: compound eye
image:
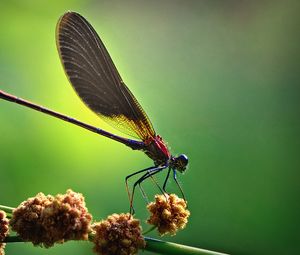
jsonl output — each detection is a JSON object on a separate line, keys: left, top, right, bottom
{"left": 177, "top": 154, "right": 188, "bottom": 171}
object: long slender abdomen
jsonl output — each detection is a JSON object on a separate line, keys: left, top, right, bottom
{"left": 0, "top": 89, "right": 145, "bottom": 150}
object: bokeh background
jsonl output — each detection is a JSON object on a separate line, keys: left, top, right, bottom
{"left": 0, "top": 1, "right": 299, "bottom": 254}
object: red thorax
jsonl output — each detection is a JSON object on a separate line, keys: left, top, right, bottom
{"left": 144, "top": 135, "right": 170, "bottom": 165}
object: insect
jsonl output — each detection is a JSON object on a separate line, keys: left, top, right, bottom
{"left": 0, "top": 12, "right": 188, "bottom": 213}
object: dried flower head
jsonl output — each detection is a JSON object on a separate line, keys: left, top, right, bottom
{"left": 92, "top": 213, "right": 145, "bottom": 255}
{"left": 41, "top": 189, "right": 92, "bottom": 243}
{"left": 10, "top": 190, "right": 92, "bottom": 248}
{"left": 147, "top": 193, "right": 190, "bottom": 236}
{"left": 10, "top": 192, "right": 54, "bottom": 246}
{"left": 0, "top": 210, "right": 9, "bottom": 255}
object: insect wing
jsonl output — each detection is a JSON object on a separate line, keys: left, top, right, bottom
{"left": 56, "top": 12, "right": 155, "bottom": 140}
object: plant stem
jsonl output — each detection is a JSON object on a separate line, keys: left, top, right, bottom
{"left": 3, "top": 231, "right": 229, "bottom": 255}
{"left": 0, "top": 205, "right": 14, "bottom": 214}
{"left": 144, "top": 237, "right": 229, "bottom": 255}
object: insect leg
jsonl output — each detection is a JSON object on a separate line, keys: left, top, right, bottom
{"left": 172, "top": 169, "right": 186, "bottom": 201}
{"left": 125, "top": 165, "right": 157, "bottom": 206}
{"left": 162, "top": 167, "right": 172, "bottom": 193}
{"left": 130, "top": 166, "right": 166, "bottom": 214}
{"left": 138, "top": 167, "right": 167, "bottom": 203}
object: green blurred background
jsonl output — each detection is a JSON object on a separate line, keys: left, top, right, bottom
{"left": 0, "top": 1, "right": 299, "bottom": 254}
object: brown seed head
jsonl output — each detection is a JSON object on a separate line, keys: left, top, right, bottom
{"left": 92, "top": 213, "right": 145, "bottom": 255}
{"left": 41, "top": 189, "right": 92, "bottom": 243}
{"left": 10, "top": 192, "right": 54, "bottom": 247}
{"left": 10, "top": 190, "right": 92, "bottom": 248}
{"left": 0, "top": 210, "right": 9, "bottom": 255}
{"left": 147, "top": 193, "right": 190, "bottom": 236}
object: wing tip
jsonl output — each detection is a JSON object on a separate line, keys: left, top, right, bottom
{"left": 56, "top": 11, "right": 83, "bottom": 52}
{"left": 56, "top": 11, "right": 84, "bottom": 32}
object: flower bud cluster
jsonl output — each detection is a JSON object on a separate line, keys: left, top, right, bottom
{"left": 92, "top": 213, "right": 145, "bottom": 255}
{"left": 147, "top": 193, "right": 190, "bottom": 236}
{"left": 10, "top": 190, "right": 92, "bottom": 247}
{"left": 5, "top": 188, "right": 191, "bottom": 255}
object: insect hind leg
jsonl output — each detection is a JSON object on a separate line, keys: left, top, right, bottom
{"left": 138, "top": 166, "right": 167, "bottom": 203}
{"left": 172, "top": 169, "right": 186, "bottom": 201}
{"left": 125, "top": 165, "right": 161, "bottom": 214}
{"left": 130, "top": 166, "right": 167, "bottom": 214}
{"left": 125, "top": 165, "right": 156, "bottom": 207}
{"left": 127, "top": 165, "right": 167, "bottom": 214}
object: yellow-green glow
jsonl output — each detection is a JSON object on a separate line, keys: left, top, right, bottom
{"left": 0, "top": 1, "right": 299, "bottom": 255}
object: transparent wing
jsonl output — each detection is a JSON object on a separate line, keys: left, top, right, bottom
{"left": 56, "top": 11, "right": 155, "bottom": 140}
